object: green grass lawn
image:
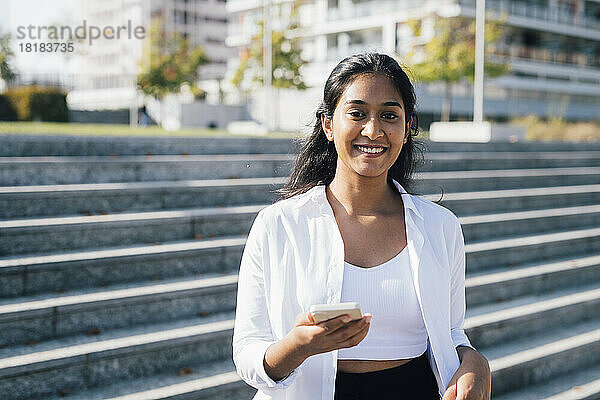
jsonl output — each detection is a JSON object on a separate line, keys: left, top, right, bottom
{"left": 0, "top": 122, "right": 305, "bottom": 139}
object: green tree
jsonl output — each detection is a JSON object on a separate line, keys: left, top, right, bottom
{"left": 137, "top": 18, "right": 210, "bottom": 99}
{"left": 231, "top": 0, "right": 308, "bottom": 92}
{"left": 406, "top": 14, "right": 509, "bottom": 121}
{"left": 0, "top": 33, "right": 16, "bottom": 85}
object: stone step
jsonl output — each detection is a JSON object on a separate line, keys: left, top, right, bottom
{"left": 437, "top": 184, "right": 600, "bottom": 216}
{"left": 459, "top": 204, "right": 600, "bottom": 242}
{"left": 46, "top": 352, "right": 600, "bottom": 400}
{"left": 411, "top": 167, "right": 600, "bottom": 194}
{"left": 2, "top": 292, "right": 598, "bottom": 399}
{"left": 3, "top": 249, "right": 598, "bottom": 347}
{"left": 4, "top": 203, "right": 599, "bottom": 256}
{"left": 2, "top": 253, "right": 598, "bottom": 348}
{"left": 2, "top": 227, "right": 599, "bottom": 298}
{"left": 4, "top": 167, "right": 600, "bottom": 194}
{"left": 418, "top": 151, "right": 600, "bottom": 172}
{"left": 494, "top": 362, "right": 600, "bottom": 400}
{"left": 3, "top": 134, "right": 600, "bottom": 157}
{"left": 0, "top": 155, "right": 294, "bottom": 186}
{"left": 466, "top": 227, "right": 600, "bottom": 272}
{"left": 2, "top": 168, "right": 600, "bottom": 219}
{"left": 2, "top": 182, "right": 598, "bottom": 225}
{"left": 465, "top": 284, "right": 600, "bottom": 348}
{"left": 2, "top": 151, "right": 600, "bottom": 185}
{"left": 485, "top": 319, "right": 600, "bottom": 396}
{"left": 0, "top": 134, "right": 298, "bottom": 157}
{"left": 42, "top": 290, "right": 600, "bottom": 400}
{"left": 0, "top": 236, "right": 246, "bottom": 298}
{"left": 0, "top": 273, "right": 238, "bottom": 347}
{"left": 467, "top": 254, "right": 600, "bottom": 307}
{"left": 44, "top": 359, "right": 255, "bottom": 400}
{"left": 0, "top": 205, "right": 262, "bottom": 256}
{"left": 0, "top": 177, "right": 282, "bottom": 219}
{"left": 0, "top": 313, "right": 236, "bottom": 400}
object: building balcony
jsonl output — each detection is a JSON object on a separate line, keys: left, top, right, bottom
{"left": 459, "top": 0, "right": 600, "bottom": 31}
{"left": 327, "top": 0, "right": 418, "bottom": 21}
{"left": 325, "top": 43, "right": 383, "bottom": 61}
{"left": 226, "top": 0, "right": 299, "bottom": 14}
{"left": 494, "top": 45, "right": 600, "bottom": 70}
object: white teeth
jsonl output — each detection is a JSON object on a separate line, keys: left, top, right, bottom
{"left": 356, "top": 145, "right": 384, "bottom": 154}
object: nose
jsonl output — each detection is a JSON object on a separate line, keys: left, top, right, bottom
{"left": 361, "top": 117, "right": 384, "bottom": 140}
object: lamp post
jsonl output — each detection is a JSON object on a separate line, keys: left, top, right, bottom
{"left": 473, "top": 0, "right": 485, "bottom": 122}
{"left": 263, "top": 0, "right": 272, "bottom": 132}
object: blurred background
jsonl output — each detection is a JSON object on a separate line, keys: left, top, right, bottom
{"left": 0, "top": 0, "right": 599, "bottom": 138}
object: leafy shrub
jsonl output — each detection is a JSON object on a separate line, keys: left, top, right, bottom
{"left": 4, "top": 86, "right": 69, "bottom": 122}
{"left": 512, "top": 115, "right": 600, "bottom": 141}
{"left": 0, "top": 94, "right": 17, "bottom": 121}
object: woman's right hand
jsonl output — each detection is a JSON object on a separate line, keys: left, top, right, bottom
{"left": 291, "top": 311, "right": 372, "bottom": 358}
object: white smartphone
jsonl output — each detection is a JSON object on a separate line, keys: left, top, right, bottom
{"left": 309, "top": 302, "right": 363, "bottom": 323}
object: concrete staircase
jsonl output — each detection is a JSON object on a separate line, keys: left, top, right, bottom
{"left": 1, "top": 134, "right": 600, "bottom": 399}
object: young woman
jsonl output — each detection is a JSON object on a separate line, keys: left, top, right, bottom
{"left": 232, "top": 52, "right": 491, "bottom": 400}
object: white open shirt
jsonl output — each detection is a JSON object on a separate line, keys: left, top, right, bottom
{"left": 232, "top": 178, "right": 474, "bottom": 399}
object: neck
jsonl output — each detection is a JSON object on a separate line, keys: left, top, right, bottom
{"left": 326, "top": 172, "right": 398, "bottom": 217}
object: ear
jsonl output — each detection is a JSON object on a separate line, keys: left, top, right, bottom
{"left": 406, "top": 116, "right": 413, "bottom": 133}
{"left": 321, "top": 114, "right": 334, "bottom": 141}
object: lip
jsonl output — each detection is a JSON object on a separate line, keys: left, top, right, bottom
{"left": 353, "top": 145, "right": 387, "bottom": 157}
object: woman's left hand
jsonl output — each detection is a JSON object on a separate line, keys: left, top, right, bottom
{"left": 442, "top": 347, "right": 491, "bottom": 400}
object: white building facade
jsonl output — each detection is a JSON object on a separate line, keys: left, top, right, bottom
{"left": 225, "top": 0, "right": 600, "bottom": 130}
{"left": 68, "top": 0, "right": 234, "bottom": 111}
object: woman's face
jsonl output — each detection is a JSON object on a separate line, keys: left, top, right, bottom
{"left": 321, "top": 73, "right": 410, "bottom": 179}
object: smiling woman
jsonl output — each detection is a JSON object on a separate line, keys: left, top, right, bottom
{"left": 232, "top": 52, "right": 491, "bottom": 400}
{"left": 276, "top": 53, "right": 424, "bottom": 200}
{"left": 321, "top": 73, "right": 412, "bottom": 180}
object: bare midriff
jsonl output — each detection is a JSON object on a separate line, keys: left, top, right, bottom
{"left": 337, "top": 358, "right": 413, "bottom": 373}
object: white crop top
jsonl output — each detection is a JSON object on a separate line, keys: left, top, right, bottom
{"left": 337, "top": 246, "right": 428, "bottom": 360}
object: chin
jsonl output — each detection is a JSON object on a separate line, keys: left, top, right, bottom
{"left": 354, "top": 169, "right": 388, "bottom": 178}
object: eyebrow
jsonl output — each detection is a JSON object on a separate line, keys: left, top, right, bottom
{"left": 344, "top": 100, "right": 403, "bottom": 108}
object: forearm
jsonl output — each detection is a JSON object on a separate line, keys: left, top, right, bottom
{"left": 263, "top": 331, "right": 309, "bottom": 381}
{"left": 457, "top": 346, "right": 490, "bottom": 373}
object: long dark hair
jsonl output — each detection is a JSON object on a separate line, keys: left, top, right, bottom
{"left": 276, "top": 52, "right": 425, "bottom": 200}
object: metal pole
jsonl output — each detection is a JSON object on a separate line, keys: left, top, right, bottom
{"left": 473, "top": 0, "right": 485, "bottom": 122}
{"left": 263, "top": 0, "right": 272, "bottom": 131}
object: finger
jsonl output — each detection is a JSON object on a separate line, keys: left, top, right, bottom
{"left": 455, "top": 381, "right": 468, "bottom": 400}
{"left": 343, "top": 315, "right": 372, "bottom": 336}
{"left": 337, "top": 323, "right": 369, "bottom": 349}
{"left": 441, "top": 383, "right": 456, "bottom": 400}
{"left": 327, "top": 315, "right": 369, "bottom": 340}
{"left": 318, "top": 314, "right": 353, "bottom": 334}
{"left": 295, "top": 312, "right": 313, "bottom": 326}
{"left": 335, "top": 317, "right": 371, "bottom": 346}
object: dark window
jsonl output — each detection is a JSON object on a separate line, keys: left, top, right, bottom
{"left": 205, "top": 16, "right": 227, "bottom": 23}
{"left": 523, "top": 30, "right": 540, "bottom": 47}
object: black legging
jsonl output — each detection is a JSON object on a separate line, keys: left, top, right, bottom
{"left": 334, "top": 352, "right": 440, "bottom": 400}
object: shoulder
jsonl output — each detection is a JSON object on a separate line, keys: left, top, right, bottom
{"left": 408, "top": 194, "right": 462, "bottom": 233}
{"left": 255, "top": 186, "right": 317, "bottom": 226}
{"left": 408, "top": 195, "right": 465, "bottom": 267}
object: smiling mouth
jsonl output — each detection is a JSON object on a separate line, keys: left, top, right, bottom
{"left": 353, "top": 145, "right": 387, "bottom": 155}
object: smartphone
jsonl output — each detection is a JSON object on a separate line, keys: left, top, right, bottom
{"left": 309, "top": 302, "right": 363, "bottom": 323}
